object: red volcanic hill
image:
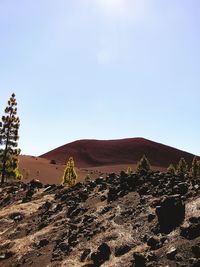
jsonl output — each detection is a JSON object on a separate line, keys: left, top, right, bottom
{"left": 40, "top": 138, "right": 198, "bottom": 168}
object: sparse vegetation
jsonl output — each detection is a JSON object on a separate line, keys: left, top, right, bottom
{"left": 126, "top": 166, "right": 133, "bottom": 175}
{"left": 84, "top": 173, "right": 91, "bottom": 183}
{"left": 136, "top": 155, "right": 151, "bottom": 174}
{"left": 62, "top": 157, "right": 77, "bottom": 187}
{"left": 176, "top": 157, "right": 188, "bottom": 176}
{"left": 167, "top": 163, "right": 176, "bottom": 175}
{"left": 190, "top": 156, "right": 199, "bottom": 179}
{"left": 0, "top": 93, "right": 22, "bottom": 184}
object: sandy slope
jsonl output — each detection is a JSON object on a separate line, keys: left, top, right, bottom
{"left": 19, "top": 155, "right": 90, "bottom": 185}
{"left": 19, "top": 155, "right": 165, "bottom": 185}
{"left": 18, "top": 138, "right": 197, "bottom": 185}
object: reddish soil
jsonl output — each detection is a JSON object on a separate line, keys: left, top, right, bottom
{"left": 40, "top": 138, "right": 197, "bottom": 168}
{"left": 19, "top": 156, "right": 165, "bottom": 185}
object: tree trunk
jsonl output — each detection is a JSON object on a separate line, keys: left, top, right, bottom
{"left": 1, "top": 124, "right": 11, "bottom": 184}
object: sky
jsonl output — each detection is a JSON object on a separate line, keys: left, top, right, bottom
{"left": 0, "top": 0, "right": 200, "bottom": 156}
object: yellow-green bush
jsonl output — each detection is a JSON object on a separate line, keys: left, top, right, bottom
{"left": 62, "top": 157, "right": 77, "bottom": 187}
{"left": 126, "top": 167, "right": 133, "bottom": 175}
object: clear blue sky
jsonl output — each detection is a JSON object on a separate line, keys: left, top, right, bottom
{"left": 0, "top": 0, "right": 200, "bottom": 156}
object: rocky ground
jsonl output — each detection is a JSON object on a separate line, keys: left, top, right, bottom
{"left": 1, "top": 171, "right": 200, "bottom": 267}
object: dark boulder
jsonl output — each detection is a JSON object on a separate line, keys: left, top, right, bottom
{"left": 107, "top": 186, "right": 121, "bottom": 202}
{"left": 80, "top": 249, "right": 91, "bottom": 262}
{"left": 0, "top": 251, "right": 14, "bottom": 260}
{"left": 91, "top": 243, "right": 111, "bottom": 266}
{"left": 133, "top": 252, "right": 156, "bottom": 267}
{"left": 166, "top": 247, "right": 177, "bottom": 260}
{"left": 147, "top": 236, "right": 163, "bottom": 250}
{"left": 181, "top": 222, "right": 200, "bottom": 240}
{"left": 59, "top": 242, "right": 69, "bottom": 252}
{"left": 190, "top": 258, "right": 200, "bottom": 267}
{"left": 22, "top": 189, "right": 35, "bottom": 202}
{"left": 30, "top": 179, "right": 43, "bottom": 189}
{"left": 42, "top": 200, "right": 52, "bottom": 210}
{"left": 114, "top": 244, "right": 131, "bottom": 257}
{"left": 38, "top": 239, "right": 49, "bottom": 247}
{"left": 156, "top": 195, "right": 185, "bottom": 233}
{"left": 9, "top": 212, "right": 24, "bottom": 222}
{"left": 148, "top": 213, "right": 156, "bottom": 222}
{"left": 192, "top": 243, "right": 200, "bottom": 258}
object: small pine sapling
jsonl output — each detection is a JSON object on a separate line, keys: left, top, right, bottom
{"left": 84, "top": 173, "right": 91, "bottom": 183}
{"left": 126, "top": 166, "right": 133, "bottom": 175}
{"left": 190, "top": 156, "right": 199, "bottom": 179}
{"left": 62, "top": 157, "right": 77, "bottom": 187}
{"left": 176, "top": 157, "right": 188, "bottom": 176}
{"left": 167, "top": 164, "right": 176, "bottom": 175}
{"left": 136, "top": 155, "right": 151, "bottom": 175}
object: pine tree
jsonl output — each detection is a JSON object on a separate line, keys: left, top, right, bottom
{"left": 190, "top": 156, "right": 199, "bottom": 178}
{"left": 136, "top": 155, "right": 151, "bottom": 174}
{"left": 0, "top": 93, "right": 22, "bottom": 184}
{"left": 176, "top": 157, "right": 188, "bottom": 176}
{"left": 167, "top": 163, "right": 176, "bottom": 175}
{"left": 198, "top": 161, "right": 200, "bottom": 177}
{"left": 126, "top": 166, "right": 133, "bottom": 175}
{"left": 62, "top": 157, "right": 77, "bottom": 187}
{"left": 84, "top": 173, "right": 91, "bottom": 183}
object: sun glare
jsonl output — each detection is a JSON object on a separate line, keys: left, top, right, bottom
{"left": 96, "top": 0, "right": 126, "bottom": 15}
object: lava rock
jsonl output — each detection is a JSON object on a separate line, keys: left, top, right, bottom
{"left": 114, "top": 244, "right": 131, "bottom": 257}
{"left": 22, "top": 188, "right": 35, "bottom": 202}
{"left": 0, "top": 251, "right": 14, "bottom": 260}
{"left": 192, "top": 243, "right": 200, "bottom": 258}
{"left": 91, "top": 243, "right": 111, "bottom": 266}
{"left": 38, "top": 239, "right": 49, "bottom": 247}
{"left": 181, "top": 223, "right": 200, "bottom": 240}
{"left": 189, "top": 217, "right": 200, "bottom": 224}
{"left": 107, "top": 186, "right": 121, "bottom": 202}
{"left": 30, "top": 179, "right": 43, "bottom": 189}
{"left": 9, "top": 212, "right": 24, "bottom": 222}
{"left": 156, "top": 194, "right": 185, "bottom": 233}
{"left": 100, "top": 195, "right": 107, "bottom": 202}
{"left": 42, "top": 201, "right": 52, "bottom": 210}
{"left": 148, "top": 213, "right": 156, "bottom": 222}
{"left": 166, "top": 247, "right": 177, "bottom": 260}
{"left": 177, "top": 182, "right": 188, "bottom": 195}
{"left": 59, "top": 242, "right": 69, "bottom": 252}
{"left": 147, "top": 236, "right": 162, "bottom": 250}
{"left": 189, "top": 258, "right": 200, "bottom": 267}
{"left": 80, "top": 249, "right": 91, "bottom": 262}
{"left": 133, "top": 252, "right": 156, "bottom": 267}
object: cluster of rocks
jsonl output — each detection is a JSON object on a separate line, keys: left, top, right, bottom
{"left": 1, "top": 171, "right": 200, "bottom": 266}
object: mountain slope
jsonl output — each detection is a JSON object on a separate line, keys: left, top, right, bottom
{"left": 1, "top": 171, "right": 200, "bottom": 266}
{"left": 40, "top": 138, "right": 197, "bottom": 168}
